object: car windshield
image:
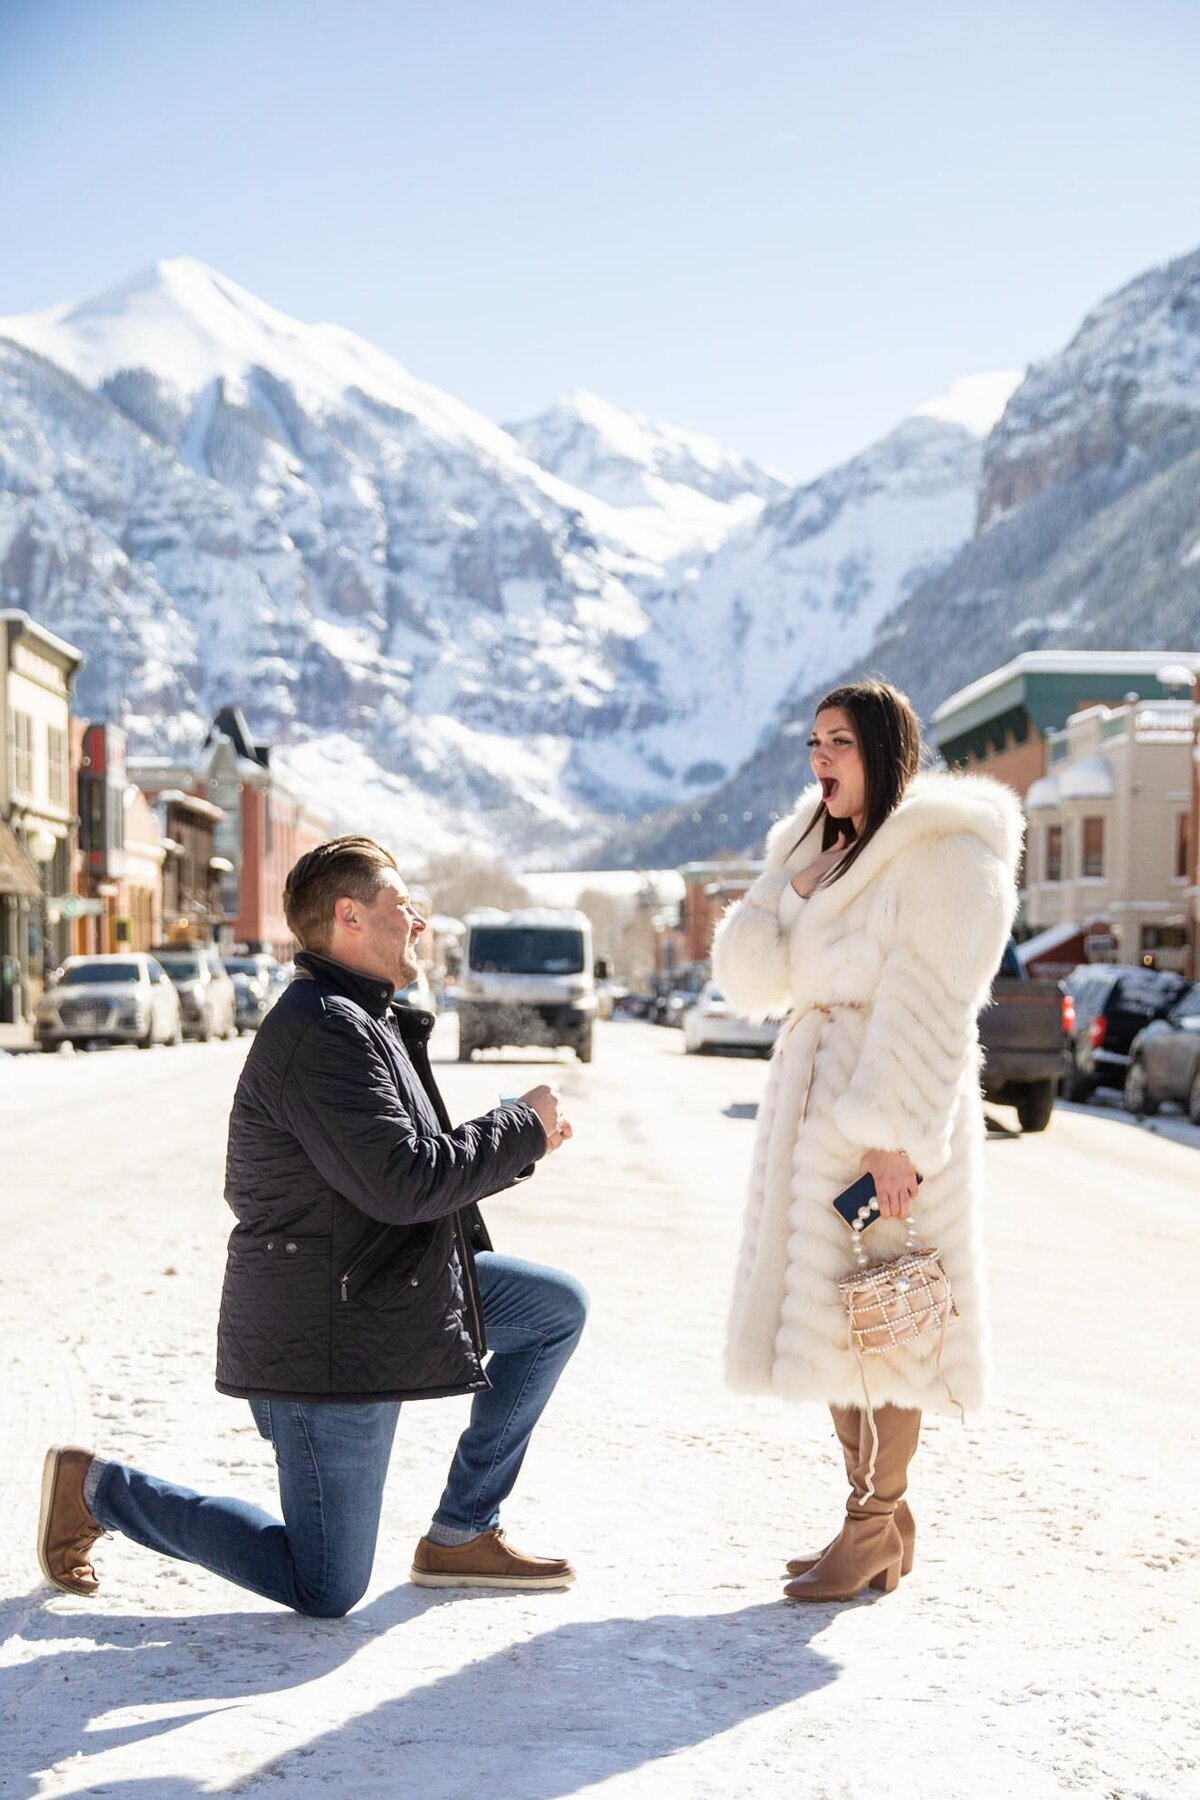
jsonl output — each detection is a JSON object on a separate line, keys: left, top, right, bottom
{"left": 59, "top": 962, "right": 141, "bottom": 985}
{"left": 155, "top": 954, "right": 201, "bottom": 980}
{"left": 469, "top": 928, "right": 585, "bottom": 976}
{"left": 221, "top": 959, "right": 260, "bottom": 976}
{"left": 706, "top": 988, "right": 725, "bottom": 1003}
{"left": 1109, "top": 971, "right": 1189, "bottom": 1017}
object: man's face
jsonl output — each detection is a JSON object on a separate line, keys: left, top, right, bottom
{"left": 355, "top": 870, "right": 426, "bottom": 988}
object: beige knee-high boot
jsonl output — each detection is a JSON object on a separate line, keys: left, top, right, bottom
{"left": 784, "top": 1405, "right": 922, "bottom": 1603}
{"left": 786, "top": 1405, "right": 917, "bottom": 1578}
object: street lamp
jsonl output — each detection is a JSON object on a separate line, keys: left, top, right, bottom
{"left": 29, "top": 827, "right": 58, "bottom": 988}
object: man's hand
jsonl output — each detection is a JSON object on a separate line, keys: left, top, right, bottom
{"left": 858, "top": 1148, "right": 918, "bottom": 1218}
{"left": 520, "top": 1084, "right": 573, "bottom": 1154}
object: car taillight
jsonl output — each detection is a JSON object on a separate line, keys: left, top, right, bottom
{"left": 1088, "top": 1015, "right": 1107, "bottom": 1048}
{"left": 1061, "top": 993, "right": 1075, "bottom": 1033}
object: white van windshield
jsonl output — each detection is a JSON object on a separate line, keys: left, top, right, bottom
{"left": 469, "top": 928, "right": 585, "bottom": 976}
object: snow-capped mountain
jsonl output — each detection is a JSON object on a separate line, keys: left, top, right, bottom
{"left": 629, "top": 379, "right": 1019, "bottom": 789}
{"left": 0, "top": 255, "right": 1011, "bottom": 862}
{"left": 507, "top": 389, "right": 786, "bottom": 563}
{"left": 618, "top": 247, "right": 1200, "bottom": 866}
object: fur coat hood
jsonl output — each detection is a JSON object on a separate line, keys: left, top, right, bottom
{"left": 712, "top": 769, "right": 1023, "bottom": 1414}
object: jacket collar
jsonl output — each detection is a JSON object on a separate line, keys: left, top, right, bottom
{"left": 293, "top": 950, "right": 436, "bottom": 1042}
{"left": 294, "top": 950, "right": 395, "bottom": 1018}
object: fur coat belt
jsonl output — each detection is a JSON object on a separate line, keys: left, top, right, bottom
{"left": 712, "top": 771, "right": 1023, "bottom": 1415}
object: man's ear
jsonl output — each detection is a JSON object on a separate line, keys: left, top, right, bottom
{"left": 332, "top": 894, "right": 360, "bottom": 934}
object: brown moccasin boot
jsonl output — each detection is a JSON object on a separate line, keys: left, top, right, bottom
{"left": 411, "top": 1529, "right": 574, "bottom": 1590}
{"left": 38, "top": 1446, "right": 102, "bottom": 1596}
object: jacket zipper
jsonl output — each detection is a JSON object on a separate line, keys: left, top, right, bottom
{"left": 339, "top": 1225, "right": 394, "bottom": 1302}
{"left": 455, "top": 1211, "right": 486, "bottom": 1354}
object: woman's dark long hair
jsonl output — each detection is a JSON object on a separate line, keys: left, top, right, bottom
{"left": 791, "top": 679, "right": 922, "bottom": 886}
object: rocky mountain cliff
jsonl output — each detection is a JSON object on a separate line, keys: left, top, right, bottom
{"left": 617, "top": 247, "right": 1200, "bottom": 867}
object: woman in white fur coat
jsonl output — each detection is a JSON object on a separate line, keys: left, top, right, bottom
{"left": 712, "top": 679, "right": 1022, "bottom": 1603}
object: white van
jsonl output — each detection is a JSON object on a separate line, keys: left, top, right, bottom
{"left": 458, "top": 908, "right": 596, "bottom": 1063}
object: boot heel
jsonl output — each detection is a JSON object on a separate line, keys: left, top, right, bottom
{"left": 869, "top": 1559, "right": 902, "bottom": 1594}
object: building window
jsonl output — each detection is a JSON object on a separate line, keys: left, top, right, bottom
{"left": 1177, "top": 813, "right": 1191, "bottom": 881}
{"left": 1045, "top": 824, "right": 1063, "bottom": 883}
{"left": 1141, "top": 924, "right": 1187, "bottom": 956}
{"left": 1082, "top": 816, "right": 1105, "bottom": 879}
{"left": 10, "top": 710, "right": 35, "bottom": 796}
{"left": 47, "top": 725, "right": 68, "bottom": 808}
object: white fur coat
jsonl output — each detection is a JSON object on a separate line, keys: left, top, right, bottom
{"left": 712, "top": 771, "right": 1023, "bottom": 1414}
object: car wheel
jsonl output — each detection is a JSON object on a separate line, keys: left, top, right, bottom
{"left": 137, "top": 1022, "right": 155, "bottom": 1051}
{"left": 458, "top": 1035, "right": 475, "bottom": 1063}
{"left": 1122, "top": 1059, "right": 1157, "bottom": 1116}
{"left": 170, "top": 1021, "right": 183, "bottom": 1046}
{"left": 1016, "top": 1079, "right": 1055, "bottom": 1132}
{"left": 575, "top": 1029, "right": 593, "bottom": 1064}
{"left": 1061, "top": 1044, "right": 1093, "bottom": 1103}
{"left": 1188, "top": 1067, "right": 1200, "bottom": 1128}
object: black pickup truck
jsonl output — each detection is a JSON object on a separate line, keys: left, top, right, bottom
{"left": 978, "top": 939, "right": 1068, "bottom": 1132}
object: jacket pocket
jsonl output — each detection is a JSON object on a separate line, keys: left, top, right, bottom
{"left": 342, "top": 1222, "right": 443, "bottom": 1308}
{"left": 218, "top": 1236, "right": 333, "bottom": 1389}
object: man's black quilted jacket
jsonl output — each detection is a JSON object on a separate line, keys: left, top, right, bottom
{"left": 215, "top": 950, "right": 546, "bottom": 1403}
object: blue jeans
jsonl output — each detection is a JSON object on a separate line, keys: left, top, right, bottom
{"left": 89, "top": 1253, "right": 587, "bottom": 1617}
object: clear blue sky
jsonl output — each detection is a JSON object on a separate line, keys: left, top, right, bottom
{"left": 2, "top": 0, "right": 1198, "bottom": 479}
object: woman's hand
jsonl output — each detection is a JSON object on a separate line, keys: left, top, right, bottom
{"left": 859, "top": 1149, "right": 918, "bottom": 1218}
{"left": 790, "top": 829, "right": 852, "bottom": 898}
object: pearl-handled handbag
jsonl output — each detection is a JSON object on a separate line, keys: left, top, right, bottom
{"left": 836, "top": 1201, "right": 962, "bottom": 1505}
{"left": 838, "top": 1208, "right": 957, "bottom": 1357}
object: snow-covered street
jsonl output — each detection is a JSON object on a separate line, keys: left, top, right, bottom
{"left": 2, "top": 1020, "right": 1197, "bottom": 1799}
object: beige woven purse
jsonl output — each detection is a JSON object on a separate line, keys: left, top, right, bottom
{"left": 838, "top": 1243, "right": 956, "bottom": 1356}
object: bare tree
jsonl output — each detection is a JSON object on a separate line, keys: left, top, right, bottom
{"left": 417, "top": 851, "right": 532, "bottom": 923}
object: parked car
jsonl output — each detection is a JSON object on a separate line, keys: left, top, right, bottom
{"left": 978, "top": 937, "right": 1071, "bottom": 1132}
{"left": 614, "top": 992, "right": 655, "bottom": 1019}
{"left": 1061, "top": 964, "right": 1191, "bottom": 1102}
{"left": 682, "top": 982, "right": 778, "bottom": 1057}
{"left": 35, "top": 954, "right": 182, "bottom": 1052}
{"left": 221, "top": 953, "right": 283, "bottom": 1033}
{"left": 1123, "top": 982, "right": 1200, "bottom": 1121}
{"left": 150, "top": 944, "right": 238, "bottom": 1042}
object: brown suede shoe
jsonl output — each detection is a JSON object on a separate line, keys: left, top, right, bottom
{"left": 411, "top": 1528, "right": 574, "bottom": 1590}
{"left": 38, "top": 1446, "right": 102, "bottom": 1596}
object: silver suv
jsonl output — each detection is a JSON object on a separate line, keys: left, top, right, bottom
{"left": 151, "top": 945, "right": 238, "bottom": 1042}
{"left": 36, "top": 954, "right": 183, "bottom": 1052}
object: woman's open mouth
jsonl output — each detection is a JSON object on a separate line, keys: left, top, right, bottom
{"left": 820, "top": 777, "right": 838, "bottom": 803}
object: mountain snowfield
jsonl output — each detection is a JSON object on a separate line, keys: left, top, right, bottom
{"left": 15, "top": 248, "right": 1188, "bottom": 867}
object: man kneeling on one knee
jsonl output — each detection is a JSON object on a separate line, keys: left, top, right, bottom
{"left": 38, "top": 835, "right": 587, "bottom": 1616}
